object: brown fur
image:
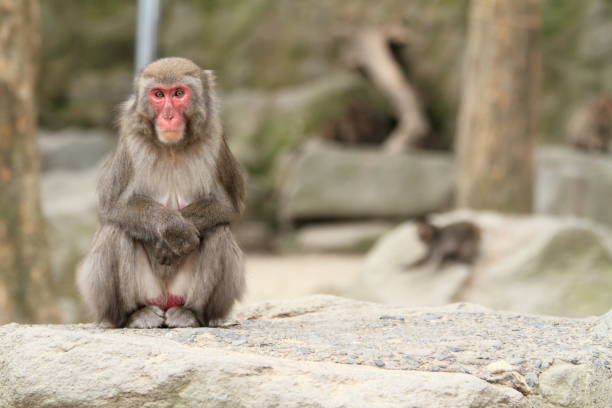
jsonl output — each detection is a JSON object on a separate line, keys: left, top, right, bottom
{"left": 141, "top": 57, "right": 201, "bottom": 83}
{"left": 78, "top": 57, "right": 246, "bottom": 328}
{"left": 322, "top": 99, "right": 390, "bottom": 146}
{"left": 405, "top": 216, "right": 481, "bottom": 271}
{"left": 566, "top": 94, "right": 612, "bottom": 153}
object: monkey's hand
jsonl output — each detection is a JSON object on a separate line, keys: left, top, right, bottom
{"left": 153, "top": 240, "right": 180, "bottom": 265}
{"left": 158, "top": 217, "right": 200, "bottom": 258}
{"left": 180, "top": 198, "right": 239, "bottom": 233}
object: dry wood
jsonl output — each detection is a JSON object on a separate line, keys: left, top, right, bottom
{"left": 355, "top": 28, "right": 430, "bottom": 152}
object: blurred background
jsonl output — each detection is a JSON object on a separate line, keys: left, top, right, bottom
{"left": 1, "top": 0, "right": 611, "bottom": 324}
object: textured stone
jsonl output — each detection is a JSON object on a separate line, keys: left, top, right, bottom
{"left": 592, "top": 309, "right": 612, "bottom": 339}
{"left": 486, "top": 360, "right": 516, "bottom": 374}
{"left": 290, "top": 221, "right": 394, "bottom": 253}
{"left": 38, "top": 129, "right": 113, "bottom": 172}
{"left": 1, "top": 296, "right": 609, "bottom": 408}
{"left": 353, "top": 210, "right": 612, "bottom": 317}
{"left": 279, "top": 141, "right": 453, "bottom": 223}
{"left": 536, "top": 146, "right": 612, "bottom": 228}
{"left": 539, "top": 363, "right": 610, "bottom": 408}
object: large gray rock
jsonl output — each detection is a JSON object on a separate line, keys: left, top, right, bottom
{"left": 536, "top": 146, "right": 612, "bottom": 227}
{"left": 279, "top": 141, "right": 453, "bottom": 223}
{"left": 38, "top": 129, "right": 114, "bottom": 172}
{"left": 1, "top": 296, "right": 609, "bottom": 408}
{"left": 288, "top": 221, "right": 394, "bottom": 253}
{"left": 353, "top": 211, "right": 612, "bottom": 317}
{"left": 278, "top": 144, "right": 612, "bottom": 228}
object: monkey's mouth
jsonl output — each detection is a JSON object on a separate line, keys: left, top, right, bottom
{"left": 157, "top": 129, "right": 185, "bottom": 144}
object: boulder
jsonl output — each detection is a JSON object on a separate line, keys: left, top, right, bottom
{"left": 536, "top": 146, "right": 612, "bottom": 227}
{"left": 1, "top": 296, "right": 609, "bottom": 408}
{"left": 288, "top": 221, "right": 394, "bottom": 253}
{"left": 279, "top": 141, "right": 453, "bottom": 224}
{"left": 38, "top": 129, "right": 113, "bottom": 172}
{"left": 353, "top": 211, "right": 612, "bottom": 317}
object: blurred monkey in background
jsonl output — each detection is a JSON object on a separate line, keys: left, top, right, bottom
{"left": 405, "top": 216, "right": 481, "bottom": 271}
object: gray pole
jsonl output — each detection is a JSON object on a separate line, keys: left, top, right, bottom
{"left": 135, "top": 0, "right": 160, "bottom": 73}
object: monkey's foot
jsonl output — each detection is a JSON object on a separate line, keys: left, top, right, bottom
{"left": 165, "top": 307, "right": 199, "bottom": 328}
{"left": 126, "top": 306, "right": 165, "bottom": 329}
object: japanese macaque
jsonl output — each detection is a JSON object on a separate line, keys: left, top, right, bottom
{"left": 77, "top": 57, "right": 246, "bottom": 328}
{"left": 566, "top": 95, "right": 612, "bottom": 153}
{"left": 405, "top": 216, "right": 481, "bottom": 270}
{"left": 322, "top": 99, "right": 391, "bottom": 145}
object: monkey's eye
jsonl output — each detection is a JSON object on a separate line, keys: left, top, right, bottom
{"left": 153, "top": 90, "right": 164, "bottom": 98}
{"left": 174, "top": 89, "right": 185, "bottom": 97}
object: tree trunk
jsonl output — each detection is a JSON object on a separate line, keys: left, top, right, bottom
{"left": 0, "top": 0, "right": 57, "bottom": 323}
{"left": 456, "top": 0, "right": 541, "bottom": 213}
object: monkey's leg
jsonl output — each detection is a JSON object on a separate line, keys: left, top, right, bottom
{"left": 458, "top": 241, "right": 479, "bottom": 265}
{"left": 125, "top": 243, "right": 170, "bottom": 328}
{"left": 165, "top": 306, "right": 199, "bottom": 328}
{"left": 77, "top": 225, "right": 141, "bottom": 328}
{"left": 434, "top": 255, "right": 452, "bottom": 271}
{"left": 160, "top": 251, "right": 199, "bottom": 328}
{"left": 126, "top": 305, "right": 165, "bottom": 329}
{"left": 183, "top": 225, "right": 245, "bottom": 327}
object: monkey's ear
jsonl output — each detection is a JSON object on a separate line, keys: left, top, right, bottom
{"left": 416, "top": 223, "right": 435, "bottom": 243}
{"left": 200, "top": 69, "right": 220, "bottom": 115}
{"left": 201, "top": 69, "right": 217, "bottom": 93}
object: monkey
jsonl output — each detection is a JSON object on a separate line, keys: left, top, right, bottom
{"left": 321, "top": 99, "right": 391, "bottom": 145}
{"left": 404, "top": 216, "right": 481, "bottom": 271}
{"left": 77, "top": 57, "right": 246, "bottom": 329}
{"left": 566, "top": 94, "right": 612, "bottom": 153}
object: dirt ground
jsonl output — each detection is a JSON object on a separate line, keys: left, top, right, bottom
{"left": 239, "top": 253, "right": 365, "bottom": 305}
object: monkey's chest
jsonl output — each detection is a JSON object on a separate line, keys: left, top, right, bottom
{"left": 154, "top": 191, "right": 188, "bottom": 210}
{"left": 136, "top": 162, "right": 214, "bottom": 209}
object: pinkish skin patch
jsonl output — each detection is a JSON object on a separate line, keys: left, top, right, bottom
{"left": 178, "top": 198, "right": 187, "bottom": 210}
{"left": 146, "top": 294, "right": 185, "bottom": 310}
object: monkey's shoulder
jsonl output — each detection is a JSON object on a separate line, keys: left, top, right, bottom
{"left": 442, "top": 221, "right": 480, "bottom": 237}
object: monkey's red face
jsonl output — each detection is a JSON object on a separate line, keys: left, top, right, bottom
{"left": 148, "top": 85, "right": 192, "bottom": 144}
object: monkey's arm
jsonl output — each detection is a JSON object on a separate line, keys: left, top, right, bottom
{"left": 180, "top": 198, "right": 239, "bottom": 232}
{"left": 103, "top": 195, "right": 189, "bottom": 240}
{"left": 180, "top": 140, "right": 247, "bottom": 232}
{"left": 97, "top": 146, "right": 199, "bottom": 259}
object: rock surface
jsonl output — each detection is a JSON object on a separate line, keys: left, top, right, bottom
{"left": 288, "top": 221, "right": 394, "bottom": 253}
{"left": 279, "top": 141, "right": 453, "bottom": 223}
{"left": 1, "top": 296, "right": 609, "bottom": 408}
{"left": 536, "top": 146, "right": 612, "bottom": 228}
{"left": 353, "top": 211, "right": 612, "bottom": 317}
{"left": 38, "top": 129, "right": 113, "bottom": 172}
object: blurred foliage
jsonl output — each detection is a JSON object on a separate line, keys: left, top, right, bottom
{"left": 39, "top": 0, "right": 136, "bottom": 127}
{"left": 38, "top": 0, "right": 612, "bottom": 141}
{"left": 38, "top": 0, "right": 467, "bottom": 132}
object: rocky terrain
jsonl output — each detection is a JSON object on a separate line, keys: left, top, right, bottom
{"left": 1, "top": 295, "right": 610, "bottom": 407}
{"left": 354, "top": 211, "right": 612, "bottom": 317}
